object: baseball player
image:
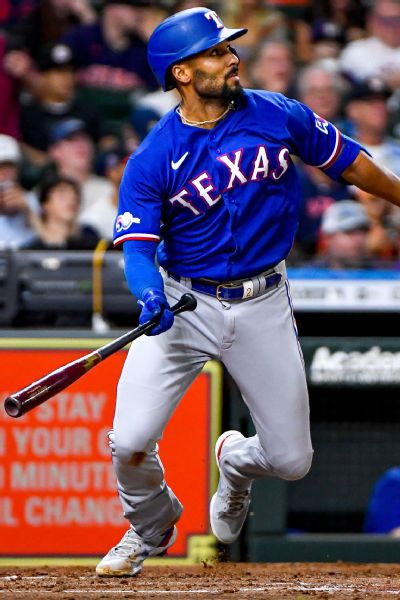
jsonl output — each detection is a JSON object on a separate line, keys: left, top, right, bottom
{"left": 96, "top": 7, "right": 400, "bottom": 577}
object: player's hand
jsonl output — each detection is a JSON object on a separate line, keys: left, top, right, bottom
{"left": 138, "top": 289, "right": 174, "bottom": 336}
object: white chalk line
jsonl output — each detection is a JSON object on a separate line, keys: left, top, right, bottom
{"left": 1, "top": 585, "right": 400, "bottom": 595}
{"left": 1, "top": 576, "right": 57, "bottom": 580}
{"left": 63, "top": 587, "right": 400, "bottom": 596}
{"left": 1, "top": 577, "right": 400, "bottom": 595}
{"left": 0, "top": 589, "right": 400, "bottom": 596}
{"left": 67, "top": 591, "right": 215, "bottom": 595}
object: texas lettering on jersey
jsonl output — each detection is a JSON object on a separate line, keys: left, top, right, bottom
{"left": 169, "top": 146, "right": 290, "bottom": 216}
{"left": 114, "top": 90, "right": 363, "bottom": 280}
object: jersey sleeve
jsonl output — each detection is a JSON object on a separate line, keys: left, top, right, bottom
{"left": 285, "top": 98, "right": 363, "bottom": 181}
{"left": 113, "top": 155, "right": 162, "bottom": 247}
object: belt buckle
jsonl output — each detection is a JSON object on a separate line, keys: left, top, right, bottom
{"left": 216, "top": 281, "right": 240, "bottom": 300}
{"left": 216, "top": 283, "right": 225, "bottom": 300}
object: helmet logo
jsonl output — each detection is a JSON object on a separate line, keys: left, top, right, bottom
{"left": 204, "top": 10, "right": 224, "bottom": 29}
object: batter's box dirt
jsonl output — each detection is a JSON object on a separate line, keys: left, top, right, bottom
{"left": 1, "top": 563, "right": 400, "bottom": 599}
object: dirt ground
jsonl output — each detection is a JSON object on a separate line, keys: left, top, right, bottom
{"left": 1, "top": 562, "right": 400, "bottom": 599}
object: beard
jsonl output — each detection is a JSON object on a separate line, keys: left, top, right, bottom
{"left": 221, "top": 80, "right": 244, "bottom": 101}
{"left": 193, "top": 68, "right": 244, "bottom": 101}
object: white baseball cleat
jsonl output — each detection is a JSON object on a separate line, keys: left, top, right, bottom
{"left": 96, "top": 525, "right": 177, "bottom": 577}
{"left": 210, "top": 430, "right": 252, "bottom": 544}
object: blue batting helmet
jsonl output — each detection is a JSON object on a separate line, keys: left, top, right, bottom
{"left": 148, "top": 7, "right": 247, "bottom": 91}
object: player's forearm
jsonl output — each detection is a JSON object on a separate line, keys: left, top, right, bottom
{"left": 123, "top": 240, "right": 164, "bottom": 300}
{"left": 342, "top": 151, "right": 400, "bottom": 207}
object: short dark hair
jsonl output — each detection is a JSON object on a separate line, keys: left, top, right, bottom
{"left": 39, "top": 174, "right": 80, "bottom": 206}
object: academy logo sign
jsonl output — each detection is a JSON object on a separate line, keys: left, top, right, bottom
{"left": 310, "top": 346, "right": 400, "bottom": 384}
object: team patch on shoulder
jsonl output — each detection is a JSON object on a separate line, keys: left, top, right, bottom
{"left": 313, "top": 112, "right": 329, "bottom": 135}
{"left": 115, "top": 211, "right": 140, "bottom": 232}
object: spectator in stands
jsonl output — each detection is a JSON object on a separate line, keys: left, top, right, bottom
{"left": 130, "top": 59, "right": 181, "bottom": 136}
{"left": 353, "top": 187, "right": 396, "bottom": 260}
{"left": 264, "top": 0, "right": 314, "bottom": 64}
{"left": 223, "top": 0, "right": 286, "bottom": 49}
{"left": 249, "top": 40, "right": 296, "bottom": 96}
{"left": 297, "top": 63, "right": 345, "bottom": 124}
{"left": 0, "top": 33, "right": 21, "bottom": 138}
{"left": 294, "top": 64, "right": 350, "bottom": 257}
{"left": 0, "top": 0, "right": 38, "bottom": 29}
{"left": 3, "top": 0, "right": 97, "bottom": 100}
{"left": 0, "top": 134, "right": 39, "bottom": 248}
{"left": 344, "top": 69, "right": 400, "bottom": 262}
{"left": 172, "top": 0, "right": 209, "bottom": 8}
{"left": 345, "top": 78, "right": 400, "bottom": 177}
{"left": 223, "top": 1, "right": 287, "bottom": 83}
{"left": 81, "top": 145, "right": 128, "bottom": 240}
{"left": 364, "top": 467, "right": 400, "bottom": 534}
{"left": 5, "top": 0, "right": 97, "bottom": 61}
{"left": 294, "top": 166, "right": 352, "bottom": 259}
{"left": 339, "top": 0, "right": 400, "bottom": 89}
{"left": 2, "top": 36, "right": 38, "bottom": 100}
{"left": 20, "top": 42, "right": 102, "bottom": 154}
{"left": 47, "top": 118, "right": 113, "bottom": 237}
{"left": 309, "top": 20, "right": 347, "bottom": 63}
{"left": 311, "top": 0, "right": 366, "bottom": 44}
{"left": 317, "top": 200, "right": 373, "bottom": 269}
{"left": 61, "top": 0, "right": 159, "bottom": 97}
{"left": 23, "top": 174, "right": 99, "bottom": 249}
{"left": 131, "top": 0, "right": 170, "bottom": 43}
{"left": 130, "top": 87, "right": 179, "bottom": 141}
{"left": 130, "top": 105, "right": 161, "bottom": 142}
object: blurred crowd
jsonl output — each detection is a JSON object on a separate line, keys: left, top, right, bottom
{"left": 1, "top": 0, "right": 400, "bottom": 269}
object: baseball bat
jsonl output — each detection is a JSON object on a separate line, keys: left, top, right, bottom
{"left": 4, "top": 293, "right": 197, "bottom": 418}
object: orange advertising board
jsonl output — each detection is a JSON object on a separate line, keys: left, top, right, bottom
{"left": 0, "top": 339, "right": 221, "bottom": 560}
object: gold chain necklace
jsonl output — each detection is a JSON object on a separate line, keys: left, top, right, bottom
{"left": 176, "top": 101, "right": 234, "bottom": 127}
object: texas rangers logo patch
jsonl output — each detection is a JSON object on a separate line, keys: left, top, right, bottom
{"left": 116, "top": 211, "right": 140, "bottom": 232}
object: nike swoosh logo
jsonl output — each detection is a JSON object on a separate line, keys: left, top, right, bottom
{"left": 171, "top": 152, "right": 189, "bottom": 170}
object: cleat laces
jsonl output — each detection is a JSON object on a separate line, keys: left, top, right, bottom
{"left": 223, "top": 490, "right": 250, "bottom": 517}
{"left": 110, "top": 529, "right": 145, "bottom": 559}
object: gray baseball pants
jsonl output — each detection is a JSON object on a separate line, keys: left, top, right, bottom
{"left": 109, "top": 263, "right": 313, "bottom": 540}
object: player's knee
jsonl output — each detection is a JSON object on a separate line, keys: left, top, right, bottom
{"left": 111, "top": 430, "right": 154, "bottom": 464}
{"left": 114, "top": 442, "right": 149, "bottom": 465}
{"left": 271, "top": 450, "right": 313, "bottom": 481}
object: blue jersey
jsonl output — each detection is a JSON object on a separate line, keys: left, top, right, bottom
{"left": 114, "top": 89, "right": 362, "bottom": 280}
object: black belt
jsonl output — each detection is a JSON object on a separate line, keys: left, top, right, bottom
{"left": 168, "top": 270, "right": 282, "bottom": 300}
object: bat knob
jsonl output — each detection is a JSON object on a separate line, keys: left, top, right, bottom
{"left": 4, "top": 395, "right": 22, "bottom": 418}
{"left": 180, "top": 293, "right": 197, "bottom": 312}
{"left": 172, "top": 293, "right": 197, "bottom": 315}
